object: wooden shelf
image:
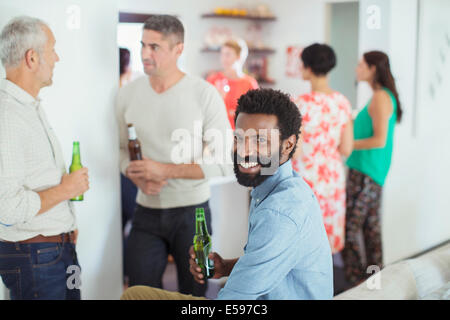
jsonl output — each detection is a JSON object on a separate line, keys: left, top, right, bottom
{"left": 201, "top": 47, "right": 276, "bottom": 54}
{"left": 201, "top": 13, "right": 276, "bottom": 22}
{"left": 258, "top": 79, "right": 276, "bottom": 85}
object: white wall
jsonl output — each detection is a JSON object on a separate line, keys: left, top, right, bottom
{"left": 358, "top": 0, "right": 450, "bottom": 264}
{"left": 382, "top": 0, "right": 450, "bottom": 263}
{"left": 0, "top": 0, "right": 122, "bottom": 299}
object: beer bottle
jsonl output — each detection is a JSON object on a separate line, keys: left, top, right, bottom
{"left": 193, "top": 208, "right": 215, "bottom": 279}
{"left": 69, "top": 141, "right": 83, "bottom": 201}
{"left": 127, "top": 124, "right": 142, "bottom": 161}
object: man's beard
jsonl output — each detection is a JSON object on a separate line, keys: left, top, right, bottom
{"left": 233, "top": 149, "right": 282, "bottom": 188}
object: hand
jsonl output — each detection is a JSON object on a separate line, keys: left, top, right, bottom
{"left": 189, "top": 245, "right": 227, "bottom": 284}
{"left": 127, "top": 175, "right": 147, "bottom": 190}
{"left": 60, "top": 168, "right": 89, "bottom": 200}
{"left": 142, "top": 179, "right": 168, "bottom": 195}
{"left": 126, "top": 157, "right": 168, "bottom": 182}
{"left": 127, "top": 175, "right": 167, "bottom": 195}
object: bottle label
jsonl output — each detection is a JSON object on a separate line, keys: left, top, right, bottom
{"left": 128, "top": 127, "right": 137, "bottom": 140}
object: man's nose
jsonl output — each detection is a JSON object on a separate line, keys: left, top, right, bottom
{"left": 237, "top": 137, "right": 258, "bottom": 158}
{"left": 141, "top": 47, "right": 151, "bottom": 60}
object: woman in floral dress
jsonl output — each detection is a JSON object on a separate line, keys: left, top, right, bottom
{"left": 293, "top": 43, "right": 354, "bottom": 254}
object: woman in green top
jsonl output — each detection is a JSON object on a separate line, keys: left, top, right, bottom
{"left": 342, "top": 51, "right": 403, "bottom": 287}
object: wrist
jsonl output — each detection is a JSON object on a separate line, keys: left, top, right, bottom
{"left": 163, "top": 163, "right": 175, "bottom": 180}
{"left": 224, "top": 259, "right": 236, "bottom": 276}
{"left": 56, "top": 182, "right": 71, "bottom": 201}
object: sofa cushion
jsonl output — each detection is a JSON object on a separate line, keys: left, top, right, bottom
{"left": 407, "top": 244, "right": 450, "bottom": 298}
{"left": 420, "top": 281, "right": 450, "bottom": 300}
{"left": 334, "top": 261, "right": 418, "bottom": 300}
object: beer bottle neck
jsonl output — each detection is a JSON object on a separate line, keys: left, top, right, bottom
{"left": 72, "top": 144, "right": 81, "bottom": 164}
{"left": 195, "top": 217, "right": 209, "bottom": 235}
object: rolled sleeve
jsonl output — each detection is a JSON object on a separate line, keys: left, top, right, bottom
{"left": 217, "top": 209, "right": 300, "bottom": 300}
{"left": 0, "top": 111, "right": 41, "bottom": 226}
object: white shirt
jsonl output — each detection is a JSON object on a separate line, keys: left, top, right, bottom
{"left": 116, "top": 74, "right": 233, "bottom": 209}
{"left": 0, "top": 79, "right": 76, "bottom": 241}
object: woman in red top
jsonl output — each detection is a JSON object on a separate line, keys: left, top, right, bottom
{"left": 207, "top": 40, "right": 259, "bottom": 129}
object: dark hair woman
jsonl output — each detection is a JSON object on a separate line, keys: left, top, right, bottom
{"left": 342, "top": 50, "right": 402, "bottom": 287}
{"left": 119, "top": 47, "right": 131, "bottom": 87}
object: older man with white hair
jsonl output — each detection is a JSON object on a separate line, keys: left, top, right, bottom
{"left": 0, "top": 16, "right": 89, "bottom": 300}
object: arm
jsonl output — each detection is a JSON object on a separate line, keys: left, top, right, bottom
{"left": 354, "top": 90, "right": 393, "bottom": 150}
{"left": 115, "top": 88, "right": 131, "bottom": 175}
{"left": 0, "top": 112, "right": 40, "bottom": 226}
{"left": 338, "top": 119, "right": 354, "bottom": 156}
{"left": 37, "top": 185, "right": 67, "bottom": 215}
{"left": 37, "top": 169, "right": 89, "bottom": 214}
{"left": 126, "top": 158, "right": 204, "bottom": 182}
{"left": 164, "top": 163, "right": 204, "bottom": 179}
{"left": 216, "top": 209, "right": 300, "bottom": 300}
{"left": 0, "top": 112, "right": 85, "bottom": 225}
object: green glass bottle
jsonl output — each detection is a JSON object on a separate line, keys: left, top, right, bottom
{"left": 69, "top": 141, "right": 83, "bottom": 201}
{"left": 193, "top": 208, "right": 214, "bottom": 279}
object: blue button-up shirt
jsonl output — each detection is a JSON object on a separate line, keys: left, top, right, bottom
{"left": 217, "top": 160, "right": 333, "bottom": 300}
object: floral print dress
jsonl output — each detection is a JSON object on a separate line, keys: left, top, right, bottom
{"left": 293, "top": 92, "right": 352, "bottom": 253}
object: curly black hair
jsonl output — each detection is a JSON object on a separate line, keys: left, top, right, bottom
{"left": 301, "top": 43, "right": 336, "bottom": 76}
{"left": 234, "top": 88, "right": 302, "bottom": 159}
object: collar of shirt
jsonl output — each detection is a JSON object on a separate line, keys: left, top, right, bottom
{"left": 250, "top": 159, "right": 293, "bottom": 207}
{"left": 0, "top": 79, "right": 41, "bottom": 109}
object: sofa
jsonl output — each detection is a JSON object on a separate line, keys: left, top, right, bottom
{"left": 334, "top": 242, "right": 450, "bottom": 300}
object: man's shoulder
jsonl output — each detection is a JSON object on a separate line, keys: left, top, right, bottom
{"left": 0, "top": 91, "right": 24, "bottom": 119}
{"left": 118, "top": 75, "right": 147, "bottom": 96}
{"left": 181, "top": 74, "right": 224, "bottom": 112}
{"left": 259, "top": 174, "right": 320, "bottom": 225}
{"left": 183, "top": 74, "right": 216, "bottom": 93}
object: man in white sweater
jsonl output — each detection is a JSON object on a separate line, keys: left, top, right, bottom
{"left": 116, "top": 15, "right": 232, "bottom": 296}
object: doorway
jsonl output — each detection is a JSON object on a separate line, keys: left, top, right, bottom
{"left": 326, "top": 1, "right": 359, "bottom": 109}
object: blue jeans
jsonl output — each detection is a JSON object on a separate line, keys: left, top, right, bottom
{"left": 0, "top": 237, "right": 81, "bottom": 300}
{"left": 125, "top": 201, "right": 212, "bottom": 296}
{"left": 121, "top": 173, "right": 137, "bottom": 280}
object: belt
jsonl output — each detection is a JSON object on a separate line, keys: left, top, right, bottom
{"left": 1, "top": 232, "right": 75, "bottom": 244}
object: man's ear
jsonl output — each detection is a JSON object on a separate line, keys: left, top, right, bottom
{"left": 175, "top": 42, "right": 184, "bottom": 56}
{"left": 283, "top": 134, "right": 297, "bottom": 156}
{"left": 24, "top": 49, "right": 38, "bottom": 70}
